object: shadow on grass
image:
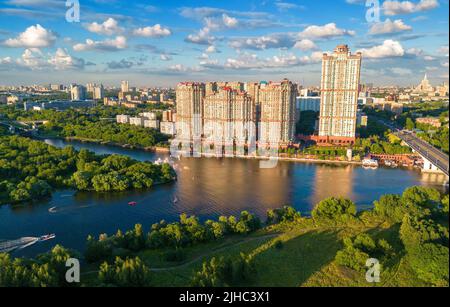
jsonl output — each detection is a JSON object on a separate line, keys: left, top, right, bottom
{"left": 249, "top": 230, "right": 341, "bottom": 287}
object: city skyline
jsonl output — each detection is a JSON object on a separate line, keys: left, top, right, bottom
{"left": 0, "top": 0, "right": 448, "bottom": 87}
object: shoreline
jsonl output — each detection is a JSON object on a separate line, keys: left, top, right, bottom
{"left": 39, "top": 135, "right": 427, "bottom": 169}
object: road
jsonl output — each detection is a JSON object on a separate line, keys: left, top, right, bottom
{"left": 374, "top": 117, "right": 449, "bottom": 176}
{"left": 396, "top": 131, "right": 449, "bottom": 176}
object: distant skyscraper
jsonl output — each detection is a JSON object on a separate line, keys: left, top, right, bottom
{"left": 318, "top": 45, "right": 362, "bottom": 145}
{"left": 70, "top": 85, "right": 87, "bottom": 101}
{"left": 121, "top": 80, "right": 129, "bottom": 93}
{"left": 259, "top": 79, "right": 297, "bottom": 146}
{"left": 93, "top": 84, "right": 104, "bottom": 100}
{"left": 414, "top": 74, "right": 434, "bottom": 94}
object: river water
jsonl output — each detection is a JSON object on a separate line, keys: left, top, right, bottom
{"left": 0, "top": 138, "right": 447, "bottom": 257}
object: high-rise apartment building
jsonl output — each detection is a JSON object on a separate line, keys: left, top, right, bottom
{"left": 259, "top": 79, "right": 297, "bottom": 147}
{"left": 176, "top": 82, "right": 205, "bottom": 140}
{"left": 203, "top": 87, "right": 256, "bottom": 156}
{"left": 318, "top": 45, "right": 362, "bottom": 145}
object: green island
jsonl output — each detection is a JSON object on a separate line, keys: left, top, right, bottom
{"left": 1, "top": 185, "right": 448, "bottom": 287}
{"left": 0, "top": 130, "right": 176, "bottom": 205}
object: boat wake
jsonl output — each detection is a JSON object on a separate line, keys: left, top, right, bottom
{"left": 0, "top": 234, "right": 55, "bottom": 253}
{"left": 48, "top": 204, "right": 96, "bottom": 214}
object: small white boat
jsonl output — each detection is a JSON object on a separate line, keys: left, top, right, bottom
{"left": 362, "top": 158, "right": 379, "bottom": 168}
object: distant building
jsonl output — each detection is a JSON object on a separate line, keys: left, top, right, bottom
{"left": 93, "top": 85, "right": 104, "bottom": 100}
{"left": 7, "top": 95, "right": 23, "bottom": 104}
{"left": 129, "top": 117, "right": 144, "bottom": 126}
{"left": 162, "top": 110, "right": 175, "bottom": 122}
{"left": 70, "top": 85, "right": 87, "bottom": 101}
{"left": 416, "top": 117, "right": 442, "bottom": 128}
{"left": 144, "top": 119, "right": 160, "bottom": 129}
{"left": 140, "top": 112, "right": 157, "bottom": 120}
{"left": 116, "top": 115, "right": 130, "bottom": 124}
{"left": 121, "top": 81, "right": 129, "bottom": 93}
{"left": 357, "top": 111, "right": 368, "bottom": 127}
{"left": 297, "top": 96, "right": 321, "bottom": 112}
{"left": 318, "top": 45, "right": 362, "bottom": 145}
{"left": 414, "top": 74, "right": 434, "bottom": 94}
{"left": 160, "top": 121, "right": 176, "bottom": 136}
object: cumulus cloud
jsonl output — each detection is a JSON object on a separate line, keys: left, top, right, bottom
{"left": 86, "top": 18, "right": 124, "bottom": 36}
{"left": 383, "top": 0, "right": 439, "bottom": 16}
{"left": 48, "top": 48, "right": 86, "bottom": 70}
{"left": 369, "top": 19, "right": 412, "bottom": 35}
{"left": 299, "top": 23, "right": 355, "bottom": 39}
{"left": 357, "top": 40, "right": 405, "bottom": 59}
{"left": 3, "top": 24, "right": 57, "bottom": 48}
{"left": 199, "top": 51, "right": 323, "bottom": 70}
{"left": 229, "top": 34, "right": 296, "bottom": 50}
{"left": 185, "top": 27, "right": 217, "bottom": 45}
{"left": 293, "top": 39, "right": 318, "bottom": 51}
{"left": 73, "top": 36, "right": 127, "bottom": 52}
{"left": 133, "top": 24, "right": 172, "bottom": 38}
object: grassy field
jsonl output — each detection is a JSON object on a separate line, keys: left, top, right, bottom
{"left": 79, "top": 222, "right": 427, "bottom": 287}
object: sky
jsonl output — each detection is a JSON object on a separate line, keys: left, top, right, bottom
{"left": 0, "top": 0, "right": 448, "bottom": 87}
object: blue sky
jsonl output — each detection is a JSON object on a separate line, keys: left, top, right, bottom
{"left": 0, "top": 0, "right": 448, "bottom": 87}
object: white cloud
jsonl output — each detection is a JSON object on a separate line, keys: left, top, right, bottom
{"left": 185, "top": 27, "right": 217, "bottom": 45}
{"left": 86, "top": 18, "right": 124, "bottom": 36}
{"left": 205, "top": 45, "right": 219, "bottom": 53}
{"left": 73, "top": 36, "right": 127, "bottom": 52}
{"left": 369, "top": 19, "right": 412, "bottom": 35}
{"left": 160, "top": 54, "right": 172, "bottom": 61}
{"left": 390, "top": 67, "right": 413, "bottom": 75}
{"left": 293, "top": 39, "right": 318, "bottom": 51}
{"left": 199, "top": 51, "right": 323, "bottom": 70}
{"left": 48, "top": 48, "right": 86, "bottom": 70}
{"left": 4, "top": 24, "right": 57, "bottom": 48}
{"left": 133, "top": 24, "right": 172, "bottom": 38}
{"left": 383, "top": 0, "right": 439, "bottom": 16}
{"left": 358, "top": 40, "right": 405, "bottom": 59}
{"left": 299, "top": 23, "right": 356, "bottom": 39}
{"left": 222, "top": 14, "right": 239, "bottom": 28}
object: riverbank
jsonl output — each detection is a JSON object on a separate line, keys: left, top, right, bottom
{"left": 35, "top": 134, "right": 171, "bottom": 153}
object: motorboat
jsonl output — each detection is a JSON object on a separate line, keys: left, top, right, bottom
{"left": 128, "top": 201, "right": 138, "bottom": 206}
{"left": 39, "top": 234, "right": 56, "bottom": 242}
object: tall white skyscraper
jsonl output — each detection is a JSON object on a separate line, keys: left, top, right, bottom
{"left": 318, "top": 45, "right": 362, "bottom": 145}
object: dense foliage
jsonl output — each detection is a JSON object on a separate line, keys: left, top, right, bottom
{"left": 0, "top": 135, "right": 176, "bottom": 205}
{"left": 0, "top": 245, "right": 76, "bottom": 287}
{"left": 191, "top": 253, "right": 255, "bottom": 287}
{"left": 98, "top": 256, "right": 152, "bottom": 287}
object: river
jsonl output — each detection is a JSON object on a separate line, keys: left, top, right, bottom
{"left": 0, "top": 138, "right": 447, "bottom": 257}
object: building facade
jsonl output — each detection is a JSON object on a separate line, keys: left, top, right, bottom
{"left": 259, "top": 79, "right": 297, "bottom": 147}
{"left": 318, "top": 45, "right": 362, "bottom": 145}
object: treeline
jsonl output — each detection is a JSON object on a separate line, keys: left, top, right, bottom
{"left": 84, "top": 211, "right": 263, "bottom": 263}
{"left": 0, "top": 135, "right": 176, "bottom": 205}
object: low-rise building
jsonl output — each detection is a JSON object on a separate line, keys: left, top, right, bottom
{"left": 416, "top": 117, "right": 442, "bottom": 128}
{"left": 144, "top": 119, "right": 160, "bottom": 129}
{"left": 140, "top": 112, "right": 157, "bottom": 120}
{"left": 116, "top": 115, "right": 130, "bottom": 124}
{"left": 160, "top": 121, "right": 176, "bottom": 135}
{"left": 129, "top": 117, "right": 145, "bottom": 126}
